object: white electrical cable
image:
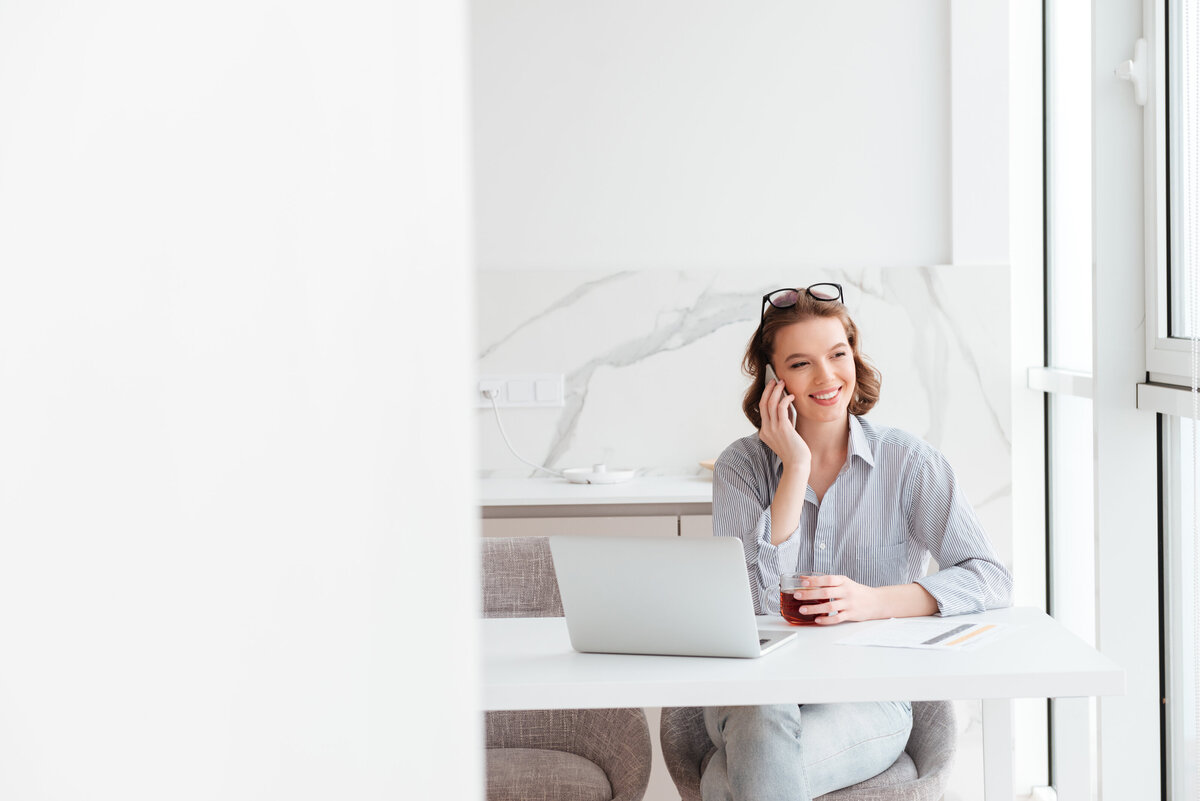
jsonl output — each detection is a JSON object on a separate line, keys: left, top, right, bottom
{"left": 485, "top": 391, "right": 564, "bottom": 478}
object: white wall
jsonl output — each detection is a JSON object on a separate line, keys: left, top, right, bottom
{"left": 0, "top": 2, "right": 477, "bottom": 799}
{"left": 472, "top": 0, "right": 952, "bottom": 271}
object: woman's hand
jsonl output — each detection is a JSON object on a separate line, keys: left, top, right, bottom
{"left": 792, "top": 574, "right": 885, "bottom": 625}
{"left": 758, "top": 378, "right": 811, "bottom": 469}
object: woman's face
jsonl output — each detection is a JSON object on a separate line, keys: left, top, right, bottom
{"left": 770, "top": 316, "right": 857, "bottom": 427}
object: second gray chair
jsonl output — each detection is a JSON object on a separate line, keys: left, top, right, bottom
{"left": 482, "top": 536, "right": 653, "bottom": 801}
{"left": 659, "top": 700, "right": 956, "bottom": 801}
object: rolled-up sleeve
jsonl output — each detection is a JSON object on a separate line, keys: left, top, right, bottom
{"left": 713, "top": 442, "right": 801, "bottom": 615}
{"left": 905, "top": 447, "right": 1013, "bottom": 615}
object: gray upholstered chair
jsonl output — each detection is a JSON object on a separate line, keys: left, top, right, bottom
{"left": 483, "top": 536, "right": 653, "bottom": 801}
{"left": 659, "top": 700, "right": 956, "bottom": 801}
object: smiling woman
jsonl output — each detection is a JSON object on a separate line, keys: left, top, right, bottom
{"left": 703, "top": 285, "right": 1012, "bottom": 801}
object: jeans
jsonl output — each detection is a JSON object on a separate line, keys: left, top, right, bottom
{"left": 700, "top": 701, "right": 913, "bottom": 801}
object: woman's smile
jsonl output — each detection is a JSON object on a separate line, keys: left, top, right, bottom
{"left": 809, "top": 386, "right": 842, "bottom": 405}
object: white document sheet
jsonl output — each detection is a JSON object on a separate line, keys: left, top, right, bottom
{"left": 836, "top": 619, "right": 1009, "bottom": 651}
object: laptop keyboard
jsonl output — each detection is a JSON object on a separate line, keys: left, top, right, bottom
{"left": 759, "top": 638, "right": 770, "bottom": 646}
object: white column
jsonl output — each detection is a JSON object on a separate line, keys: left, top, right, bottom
{"left": 1008, "top": 0, "right": 1053, "bottom": 795}
{"left": 1092, "top": 0, "right": 1162, "bottom": 798}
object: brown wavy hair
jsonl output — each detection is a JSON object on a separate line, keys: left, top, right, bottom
{"left": 741, "top": 292, "right": 881, "bottom": 429}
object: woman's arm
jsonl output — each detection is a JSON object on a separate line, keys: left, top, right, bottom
{"left": 769, "top": 465, "right": 807, "bottom": 546}
{"left": 712, "top": 379, "right": 813, "bottom": 614}
{"left": 906, "top": 447, "right": 1013, "bottom": 615}
{"left": 712, "top": 444, "right": 802, "bottom": 616}
{"left": 758, "top": 377, "right": 811, "bottom": 544}
{"left": 789, "top": 438, "right": 1007, "bottom": 624}
{"left": 870, "top": 582, "right": 938, "bottom": 617}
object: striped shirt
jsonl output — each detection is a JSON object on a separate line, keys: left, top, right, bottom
{"left": 713, "top": 415, "right": 1012, "bottom": 617}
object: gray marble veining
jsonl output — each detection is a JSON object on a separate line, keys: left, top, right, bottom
{"left": 543, "top": 285, "right": 765, "bottom": 469}
{"left": 479, "top": 271, "right": 638, "bottom": 361}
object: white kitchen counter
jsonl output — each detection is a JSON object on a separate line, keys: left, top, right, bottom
{"left": 480, "top": 474, "right": 713, "bottom": 518}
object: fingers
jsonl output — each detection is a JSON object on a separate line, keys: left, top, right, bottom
{"left": 793, "top": 585, "right": 836, "bottom": 613}
{"left": 775, "top": 382, "right": 795, "bottom": 419}
{"left": 796, "top": 574, "right": 842, "bottom": 590}
{"left": 794, "top": 576, "right": 849, "bottom": 624}
{"left": 760, "top": 379, "right": 781, "bottom": 417}
{"left": 798, "top": 598, "right": 843, "bottom": 624}
{"left": 760, "top": 380, "right": 795, "bottom": 428}
{"left": 761, "top": 381, "right": 774, "bottom": 422}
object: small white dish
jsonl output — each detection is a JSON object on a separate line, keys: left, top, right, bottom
{"left": 562, "top": 465, "right": 637, "bottom": 484}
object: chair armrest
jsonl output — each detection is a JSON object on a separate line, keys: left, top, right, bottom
{"left": 486, "top": 708, "right": 651, "bottom": 801}
{"left": 659, "top": 707, "right": 711, "bottom": 801}
{"left": 905, "top": 701, "right": 956, "bottom": 780}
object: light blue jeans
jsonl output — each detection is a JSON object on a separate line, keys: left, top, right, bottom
{"left": 700, "top": 701, "right": 912, "bottom": 801}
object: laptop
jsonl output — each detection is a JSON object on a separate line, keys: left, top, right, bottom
{"left": 548, "top": 535, "right": 797, "bottom": 658}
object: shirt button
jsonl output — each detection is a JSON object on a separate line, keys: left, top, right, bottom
{"left": 819, "top": 542, "right": 826, "bottom": 550}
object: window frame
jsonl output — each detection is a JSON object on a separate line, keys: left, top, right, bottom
{"left": 1145, "top": 0, "right": 1193, "bottom": 386}
{"left": 1161, "top": 413, "right": 1196, "bottom": 801}
{"left": 1088, "top": 0, "right": 1165, "bottom": 797}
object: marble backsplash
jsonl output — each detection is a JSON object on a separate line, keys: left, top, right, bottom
{"left": 477, "top": 266, "right": 1012, "bottom": 564}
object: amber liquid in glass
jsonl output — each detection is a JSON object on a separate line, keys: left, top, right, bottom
{"left": 780, "top": 591, "right": 829, "bottom": 626}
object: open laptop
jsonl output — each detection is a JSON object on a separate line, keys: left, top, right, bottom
{"left": 548, "top": 535, "right": 797, "bottom": 658}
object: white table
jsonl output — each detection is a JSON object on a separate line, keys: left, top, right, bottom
{"left": 483, "top": 606, "right": 1124, "bottom": 801}
{"left": 480, "top": 475, "right": 713, "bottom": 519}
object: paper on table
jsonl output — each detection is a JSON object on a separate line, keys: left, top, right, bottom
{"left": 836, "top": 619, "right": 1009, "bottom": 650}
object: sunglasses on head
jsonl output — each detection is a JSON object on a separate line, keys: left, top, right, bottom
{"left": 759, "top": 283, "right": 844, "bottom": 326}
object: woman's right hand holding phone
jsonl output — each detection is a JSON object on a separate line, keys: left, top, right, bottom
{"left": 759, "top": 378, "right": 811, "bottom": 471}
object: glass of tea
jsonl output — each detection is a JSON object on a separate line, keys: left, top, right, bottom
{"left": 780, "top": 572, "right": 831, "bottom": 626}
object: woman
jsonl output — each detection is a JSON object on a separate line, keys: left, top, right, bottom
{"left": 704, "top": 284, "right": 1012, "bottom": 801}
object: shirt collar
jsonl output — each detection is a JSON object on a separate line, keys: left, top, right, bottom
{"left": 768, "top": 415, "right": 877, "bottom": 476}
{"left": 847, "top": 414, "right": 876, "bottom": 468}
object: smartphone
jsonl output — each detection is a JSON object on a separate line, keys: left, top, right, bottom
{"left": 764, "top": 364, "right": 798, "bottom": 425}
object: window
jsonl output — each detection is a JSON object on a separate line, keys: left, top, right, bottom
{"left": 1154, "top": 1, "right": 1200, "bottom": 797}
{"left": 1044, "top": 4, "right": 1100, "bottom": 793}
{"left": 1167, "top": 0, "right": 1199, "bottom": 341}
{"left": 1164, "top": 416, "right": 1199, "bottom": 799}
{"left": 1150, "top": 0, "right": 1200, "bottom": 381}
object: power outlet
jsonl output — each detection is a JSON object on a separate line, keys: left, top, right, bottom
{"left": 477, "top": 374, "right": 564, "bottom": 408}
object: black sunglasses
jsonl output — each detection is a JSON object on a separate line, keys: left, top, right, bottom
{"left": 759, "top": 283, "right": 844, "bottom": 325}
